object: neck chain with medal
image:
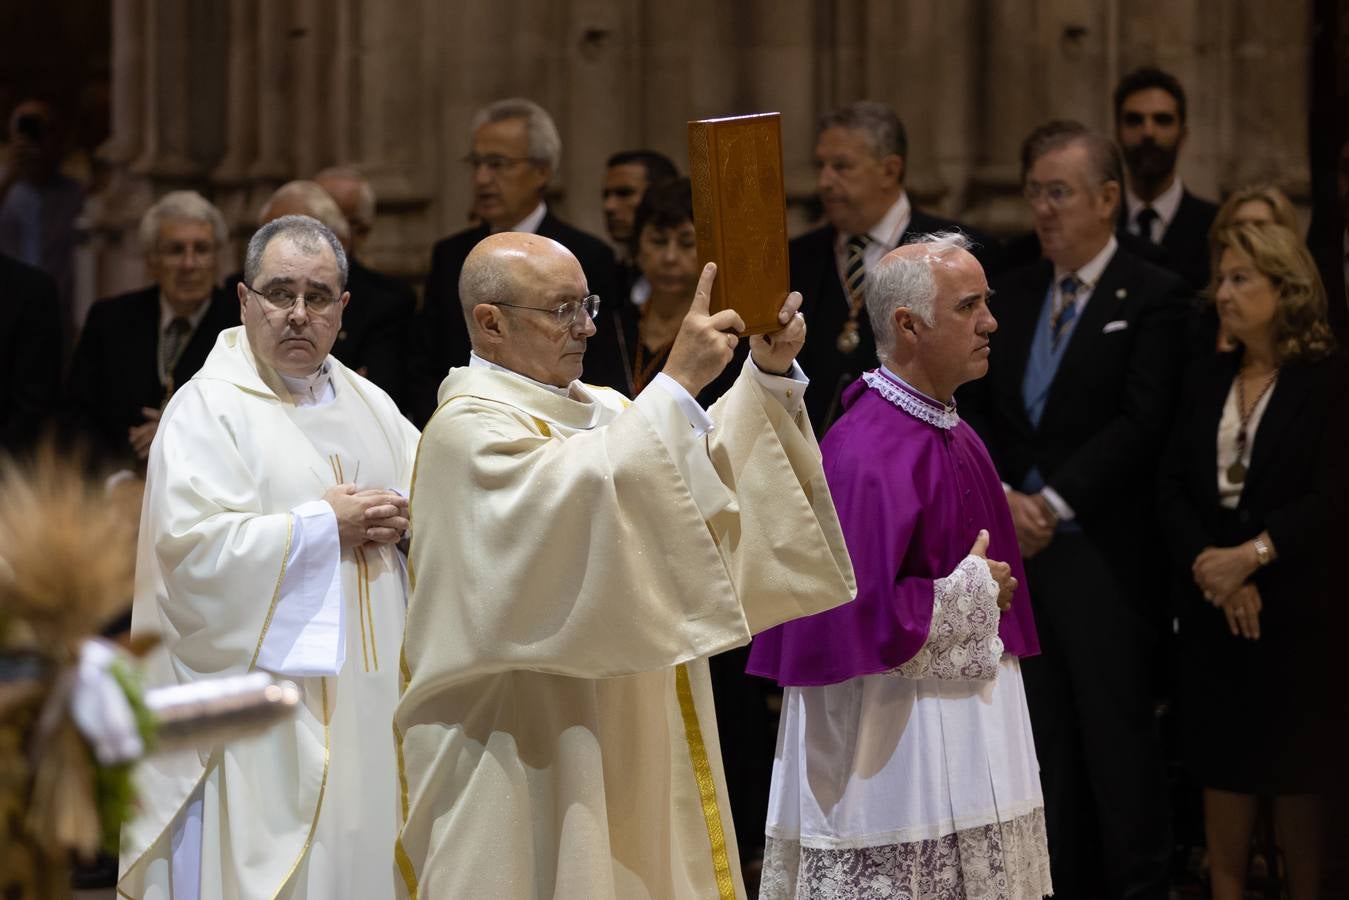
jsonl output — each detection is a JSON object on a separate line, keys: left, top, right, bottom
{"left": 837, "top": 233, "right": 872, "bottom": 354}
{"left": 1228, "top": 365, "right": 1278, "bottom": 484}
{"left": 631, "top": 302, "right": 679, "bottom": 394}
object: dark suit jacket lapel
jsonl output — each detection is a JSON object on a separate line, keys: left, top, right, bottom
{"left": 1062, "top": 253, "right": 1131, "bottom": 363}
{"left": 1201, "top": 354, "right": 1241, "bottom": 508}
{"left": 1163, "top": 192, "right": 1200, "bottom": 251}
{"left": 536, "top": 211, "right": 560, "bottom": 240}
{"left": 1243, "top": 361, "right": 1312, "bottom": 497}
{"left": 1039, "top": 253, "right": 1131, "bottom": 423}
{"left": 993, "top": 261, "right": 1052, "bottom": 429}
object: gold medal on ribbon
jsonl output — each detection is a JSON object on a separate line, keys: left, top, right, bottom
{"left": 836, "top": 320, "right": 860, "bottom": 354}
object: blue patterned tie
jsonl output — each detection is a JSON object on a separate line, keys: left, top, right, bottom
{"left": 1051, "top": 275, "right": 1081, "bottom": 350}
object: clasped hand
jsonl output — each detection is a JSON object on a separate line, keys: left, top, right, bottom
{"left": 1005, "top": 490, "right": 1055, "bottom": 558}
{"left": 324, "top": 483, "right": 409, "bottom": 550}
{"left": 1192, "top": 544, "right": 1262, "bottom": 640}
{"left": 969, "top": 528, "right": 1016, "bottom": 612}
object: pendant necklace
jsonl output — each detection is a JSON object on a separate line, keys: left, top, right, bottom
{"left": 836, "top": 318, "right": 861, "bottom": 354}
{"left": 1228, "top": 365, "right": 1277, "bottom": 484}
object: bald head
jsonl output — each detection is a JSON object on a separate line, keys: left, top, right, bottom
{"left": 259, "top": 180, "right": 352, "bottom": 249}
{"left": 461, "top": 232, "right": 594, "bottom": 387}
{"left": 314, "top": 166, "right": 376, "bottom": 255}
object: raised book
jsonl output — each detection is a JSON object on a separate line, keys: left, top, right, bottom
{"left": 687, "top": 112, "right": 790, "bottom": 335}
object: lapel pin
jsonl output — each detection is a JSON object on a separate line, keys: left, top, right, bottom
{"left": 1115, "top": 288, "right": 1127, "bottom": 299}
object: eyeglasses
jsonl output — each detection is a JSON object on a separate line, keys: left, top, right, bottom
{"left": 243, "top": 282, "right": 342, "bottom": 313}
{"left": 1022, "top": 181, "right": 1078, "bottom": 208}
{"left": 492, "top": 295, "right": 601, "bottom": 329}
{"left": 462, "top": 153, "right": 537, "bottom": 173}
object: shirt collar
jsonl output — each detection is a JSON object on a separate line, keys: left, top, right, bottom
{"left": 278, "top": 360, "right": 333, "bottom": 407}
{"left": 629, "top": 274, "right": 651, "bottom": 307}
{"left": 469, "top": 350, "right": 572, "bottom": 398}
{"left": 1054, "top": 234, "right": 1118, "bottom": 291}
{"left": 878, "top": 364, "right": 952, "bottom": 411}
{"left": 834, "top": 191, "right": 912, "bottom": 252}
{"left": 1125, "top": 176, "right": 1184, "bottom": 228}
{"left": 868, "top": 366, "right": 960, "bottom": 430}
{"left": 499, "top": 201, "right": 548, "bottom": 235}
{"left": 158, "top": 291, "right": 214, "bottom": 332}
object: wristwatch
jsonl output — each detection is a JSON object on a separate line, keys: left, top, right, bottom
{"left": 1252, "top": 536, "right": 1272, "bottom": 567}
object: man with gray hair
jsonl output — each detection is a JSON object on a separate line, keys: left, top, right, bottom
{"left": 411, "top": 97, "right": 619, "bottom": 424}
{"left": 225, "top": 179, "right": 413, "bottom": 404}
{"left": 749, "top": 233, "right": 1051, "bottom": 896}
{"left": 958, "top": 120, "right": 1186, "bottom": 898}
{"left": 67, "top": 189, "right": 237, "bottom": 467}
{"left": 791, "top": 100, "right": 999, "bottom": 435}
{"left": 119, "top": 214, "right": 420, "bottom": 900}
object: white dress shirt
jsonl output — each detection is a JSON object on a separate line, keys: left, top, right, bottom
{"left": 1124, "top": 177, "right": 1185, "bottom": 244}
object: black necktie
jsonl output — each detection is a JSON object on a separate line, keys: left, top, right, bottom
{"left": 1134, "top": 207, "right": 1160, "bottom": 244}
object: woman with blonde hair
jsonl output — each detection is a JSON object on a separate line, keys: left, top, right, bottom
{"left": 1212, "top": 183, "right": 1300, "bottom": 234}
{"left": 1159, "top": 221, "right": 1338, "bottom": 899}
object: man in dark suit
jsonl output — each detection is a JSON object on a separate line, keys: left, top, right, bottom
{"left": 958, "top": 121, "right": 1189, "bottom": 899}
{"left": 790, "top": 101, "right": 999, "bottom": 433}
{"left": 226, "top": 179, "right": 414, "bottom": 407}
{"left": 67, "top": 191, "right": 237, "bottom": 468}
{"left": 1114, "top": 67, "right": 1218, "bottom": 293}
{"left": 600, "top": 149, "right": 678, "bottom": 279}
{"left": 410, "top": 98, "right": 619, "bottom": 424}
{"left": 0, "top": 252, "right": 61, "bottom": 454}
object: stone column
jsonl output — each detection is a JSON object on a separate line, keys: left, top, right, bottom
{"left": 132, "top": 0, "right": 204, "bottom": 181}
{"left": 963, "top": 0, "right": 1044, "bottom": 236}
{"left": 210, "top": 0, "right": 260, "bottom": 261}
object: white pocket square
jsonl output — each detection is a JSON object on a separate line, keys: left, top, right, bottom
{"left": 1102, "top": 320, "right": 1129, "bottom": 333}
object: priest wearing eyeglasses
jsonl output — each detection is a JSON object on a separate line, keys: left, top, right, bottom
{"left": 119, "top": 215, "right": 421, "bottom": 900}
{"left": 394, "top": 231, "right": 855, "bottom": 900}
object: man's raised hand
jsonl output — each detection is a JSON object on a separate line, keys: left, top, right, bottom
{"left": 662, "top": 263, "right": 746, "bottom": 397}
{"left": 750, "top": 291, "right": 806, "bottom": 376}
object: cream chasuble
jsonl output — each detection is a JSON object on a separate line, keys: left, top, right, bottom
{"left": 119, "top": 327, "right": 419, "bottom": 900}
{"left": 395, "top": 363, "right": 856, "bottom": 900}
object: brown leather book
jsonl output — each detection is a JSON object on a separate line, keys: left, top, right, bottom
{"left": 687, "top": 112, "right": 790, "bottom": 335}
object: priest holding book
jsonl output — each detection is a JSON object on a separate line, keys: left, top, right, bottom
{"left": 394, "top": 232, "right": 855, "bottom": 899}
{"left": 749, "top": 233, "right": 1053, "bottom": 898}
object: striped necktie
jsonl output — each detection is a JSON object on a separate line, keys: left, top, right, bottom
{"left": 1051, "top": 275, "right": 1082, "bottom": 350}
{"left": 162, "top": 316, "right": 191, "bottom": 378}
{"left": 844, "top": 234, "right": 871, "bottom": 302}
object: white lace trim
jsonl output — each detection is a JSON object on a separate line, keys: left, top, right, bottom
{"left": 863, "top": 369, "right": 960, "bottom": 430}
{"left": 760, "top": 808, "right": 1052, "bottom": 900}
{"left": 894, "top": 555, "right": 1004, "bottom": 682}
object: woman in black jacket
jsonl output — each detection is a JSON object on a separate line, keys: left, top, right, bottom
{"left": 1159, "top": 222, "right": 1338, "bottom": 899}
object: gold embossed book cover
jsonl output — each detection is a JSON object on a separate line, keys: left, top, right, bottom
{"left": 687, "top": 112, "right": 790, "bottom": 335}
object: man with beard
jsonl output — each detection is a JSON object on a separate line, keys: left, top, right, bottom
{"left": 1114, "top": 67, "right": 1218, "bottom": 292}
